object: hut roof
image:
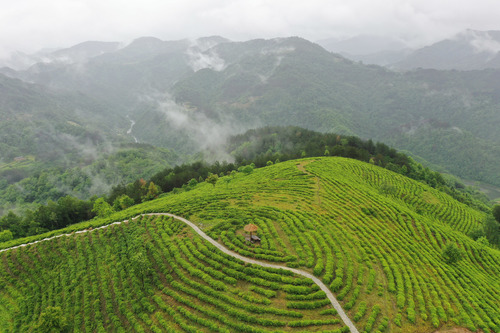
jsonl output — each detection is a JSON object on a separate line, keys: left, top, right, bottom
{"left": 244, "top": 224, "right": 258, "bottom": 233}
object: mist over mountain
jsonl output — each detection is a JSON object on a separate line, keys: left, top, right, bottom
{"left": 393, "top": 30, "right": 500, "bottom": 70}
{"left": 317, "top": 35, "right": 411, "bottom": 66}
{"left": 2, "top": 34, "right": 500, "bottom": 212}
{"left": 316, "top": 30, "right": 500, "bottom": 70}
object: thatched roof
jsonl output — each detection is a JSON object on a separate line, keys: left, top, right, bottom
{"left": 244, "top": 224, "right": 258, "bottom": 233}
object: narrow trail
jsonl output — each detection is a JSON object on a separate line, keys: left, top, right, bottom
{"left": 126, "top": 115, "right": 138, "bottom": 143}
{"left": 0, "top": 212, "right": 359, "bottom": 333}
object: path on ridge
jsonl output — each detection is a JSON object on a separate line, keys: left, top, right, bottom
{"left": 0, "top": 212, "right": 359, "bottom": 333}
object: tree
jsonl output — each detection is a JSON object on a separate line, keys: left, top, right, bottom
{"left": 131, "top": 251, "right": 152, "bottom": 288}
{"left": 239, "top": 165, "right": 254, "bottom": 175}
{"left": 442, "top": 243, "right": 463, "bottom": 264}
{"left": 493, "top": 205, "right": 500, "bottom": 222}
{"left": 141, "top": 181, "right": 161, "bottom": 202}
{"left": 36, "top": 306, "right": 69, "bottom": 333}
{"left": 483, "top": 215, "right": 500, "bottom": 246}
{"left": 92, "top": 198, "right": 114, "bottom": 218}
{"left": 113, "top": 194, "right": 134, "bottom": 211}
{"left": 0, "top": 211, "right": 22, "bottom": 237}
{"left": 0, "top": 229, "right": 13, "bottom": 242}
{"left": 206, "top": 173, "right": 219, "bottom": 187}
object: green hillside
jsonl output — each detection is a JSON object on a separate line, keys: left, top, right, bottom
{"left": 0, "top": 157, "right": 498, "bottom": 332}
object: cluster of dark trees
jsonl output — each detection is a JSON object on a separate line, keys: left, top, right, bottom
{"left": 107, "top": 161, "right": 236, "bottom": 203}
{"left": 471, "top": 205, "right": 500, "bottom": 247}
{"left": 0, "top": 179, "right": 160, "bottom": 239}
{"left": 0, "top": 126, "right": 493, "bottom": 242}
{"left": 0, "top": 196, "right": 95, "bottom": 239}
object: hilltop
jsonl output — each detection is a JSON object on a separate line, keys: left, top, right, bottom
{"left": 0, "top": 157, "right": 498, "bottom": 332}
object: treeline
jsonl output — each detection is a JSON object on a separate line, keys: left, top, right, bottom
{"left": 0, "top": 196, "right": 95, "bottom": 240}
{"left": 0, "top": 179, "right": 161, "bottom": 240}
{"left": 0, "top": 126, "right": 492, "bottom": 241}
{"left": 229, "top": 127, "right": 490, "bottom": 210}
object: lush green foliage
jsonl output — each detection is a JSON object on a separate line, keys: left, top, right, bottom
{"left": 128, "top": 157, "right": 496, "bottom": 332}
{"left": 228, "top": 127, "right": 491, "bottom": 211}
{"left": 169, "top": 39, "right": 500, "bottom": 186}
{"left": 0, "top": 215, "right": 346, "bottom": 332}
{"left": 0, "top": 143, "right": 177, "bottom": 215}
{"left": 441, "top": 243, "right": 464, "bottom": 264}
{"left": 0, "top": 196, "right": 95, "bottom": 238}
{"left": 36, "top": 306, "right": 70, "bottom": 333}
{"left": 493, "top": 205, "right": 500, "bottom": 222}
{"left": 0, "top": 157, "right": 498, "bottom": 332}
{"left": 2, "top": 126, "right": 490, "bottom": 246}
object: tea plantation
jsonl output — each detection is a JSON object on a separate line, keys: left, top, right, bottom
{"left": 0, "top": 157, "right": 498, "bottom": 332}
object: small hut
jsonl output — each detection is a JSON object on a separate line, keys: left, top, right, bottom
{"left": 244, "top": 223, "right": 261, "bottom": 244}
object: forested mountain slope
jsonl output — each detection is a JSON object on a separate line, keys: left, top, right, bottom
{"left": 0, "top": 74, "right": 178, "bottom": 215}
{"left": 3, "top": 36, "right": 500, "bottom": 187}
{"left": 168, "top": 37, "right": 500, "bottom": 185}
{"left": 1, "top": 157, "right": 497, "bottom": 332}
{"left": 393, "top": 30, "right": 500, "bottom": 71}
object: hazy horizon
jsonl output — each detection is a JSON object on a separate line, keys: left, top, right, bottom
{"left": 1, "top": 0, "right": 500, "bottom": 59}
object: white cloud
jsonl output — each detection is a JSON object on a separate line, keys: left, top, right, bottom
{"left": 1, "top": 0, "right": 499, "bottom": 58}
{"left": 186, "top": 41, "right": 226, "bottom": 72}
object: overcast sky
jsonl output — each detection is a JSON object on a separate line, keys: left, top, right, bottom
{"left": 1, "top": 0, "right": 499, "bottom": 58}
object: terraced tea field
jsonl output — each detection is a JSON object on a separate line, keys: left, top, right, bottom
{"left": 0, "top": 214, "right": 349, "bottom": 332}
{"left": 0, "top": 157, "right": 498, "bottom": 332}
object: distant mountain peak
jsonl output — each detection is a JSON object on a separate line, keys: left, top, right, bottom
{"left": 393, "top": 29, "right": 500, "bottom": 70}
{"left": 317, "top": 35, "right": 408, "bottom": 55}
{"left": 125, "top": 36, "right": 166, "bottom": 50}
{"left": 49, "top": 40, "right": 122, "bottom": 64}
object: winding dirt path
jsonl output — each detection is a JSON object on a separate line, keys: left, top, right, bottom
{"left": 0, "top": 213, "right": 359, "bottom": 333}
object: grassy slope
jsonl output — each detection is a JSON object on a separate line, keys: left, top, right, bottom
{"left": 0, "top": 157, "right": 498, "bottom": 332}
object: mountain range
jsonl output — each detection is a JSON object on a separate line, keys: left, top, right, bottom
{"left": 318, "top": 29, "right": 500, "bottom": 71}
{"left": 1, "top": 33, "right": 500, "bottom": 214}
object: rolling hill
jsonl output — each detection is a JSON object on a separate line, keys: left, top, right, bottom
{"left": 1, "top": 157, "right": 498, "bottom": 332}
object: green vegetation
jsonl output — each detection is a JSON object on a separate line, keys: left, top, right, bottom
{"left": 2, "top": 127, "right": 491, "bottom": 247}
{"left": 441, "top": 243, "right": 464, "bottom": 264}
{"left": 169, "top": 38, "right": 500, "bottom": 187}
{"left": 0, "top": 142, "right": 178, "bottom": 216}
{"left": 228, "top": 127, "right": 491, "bottom": 211}
{"left": 0, "top": 215, "right": 347, "bottom": 332}
{"left": 1, "top": 157, "right": 498, "bottom": 332}
{"left": 4, "top": 36, "right": 500, "bottom": 218}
